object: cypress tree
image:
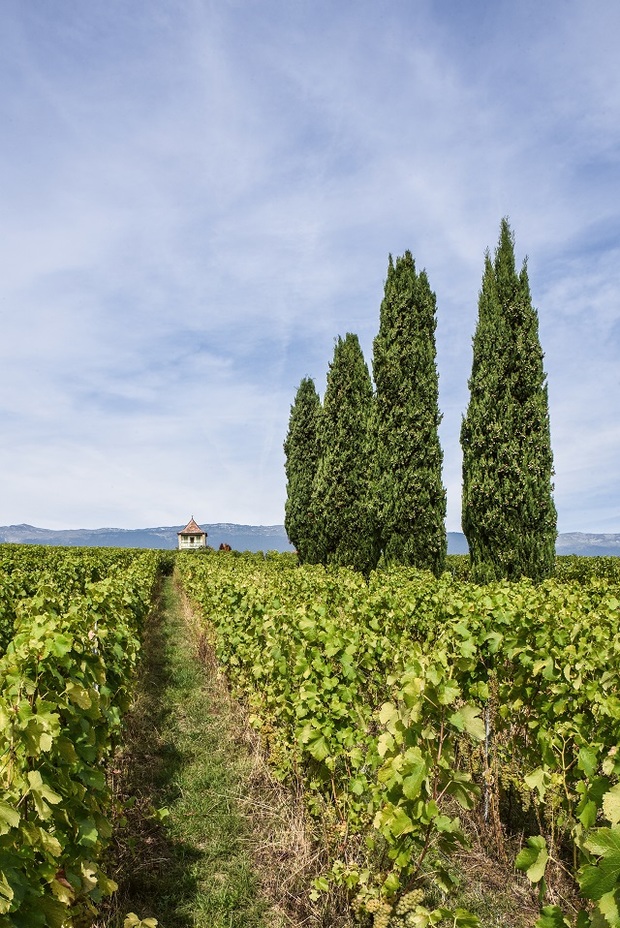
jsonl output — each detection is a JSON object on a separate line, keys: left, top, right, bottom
{"left": 312, "top": 333, "right": 378, "bottom": 573}
{"left": 371, "top": 252, "right": 447, "bottom": 574}
{"left": 461, "top": 219, "right": 557, "bottom": 582}
{"left": 283, "top": 377, "right": 323, "bottom": 563}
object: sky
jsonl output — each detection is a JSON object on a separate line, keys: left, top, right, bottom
{"left": 1, "top": 0, "right": 619, "bottom": 533}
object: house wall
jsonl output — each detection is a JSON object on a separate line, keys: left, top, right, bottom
{"left": 178, "top": 534, "right": 206, "bottom": 549}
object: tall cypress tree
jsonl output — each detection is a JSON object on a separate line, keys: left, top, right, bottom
{"left": 283, "top": 377, "right": 323, "bottom": 563}
{"left": 371, "top": 252, "right": 447, "bottom": 574}
{"left": 461, "top": 219, "right": 557, "bottom": 582}
{"left": 312, "top": 333, "right": 377, "bottom": 573}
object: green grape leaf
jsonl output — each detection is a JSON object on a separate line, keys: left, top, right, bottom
{"left": 585, "top": 827, "right": 620, "bottom": 858}
{"left": 579, "top": 859, "right": 620, "bottom": 901}
{"left": 50, "top": 633, "right": 73, "bottom": 658}
{"left": 438, "top": 679, "right": 460, "bottom": 706}
{"left": 453, "top": 910, "right": 482, "bottom": 927}
{"left": 402, "top": 748, "right": 427, "bottom": 800}
{"left": 65, "top": 681, "right": 92, "bottom": 710}
{"left": 0, "top": 870, "right": 15, "bottom": 908}
{"left": 36, "top": 895, "right": 70, "bottom": 928}
{"left": 387, "top": 806, "right": 415, "bottom": 837}
{"left": 377, "top": 731, "right": 395, "bottom": 758}
{"left": 445, "top": 772, "right": 481, "bottom": 810}
{"left": 38, "top": 828, "right": 62, "bottom": 857}
{"left": 55, "top": 736, "right": 79, "bottom": 764}
{"left": 597, "top": 890, "right": 620, "bottom": 927}
{"left": 578, "top": 746, "right": 599, "bottom": 778}
{"left": 524, "top": 767, "right": 551, "bottom": 802}
{"left": 306, "top": 733, "right": 330, "bottom": 762}
{"left": 579, "top": 800, "right": 598, "bottom": 829}
{"left": 27, "top": 770, "right": 62, "bottom": 820}
{"left": 603, "top": 785, "right": 620, "bottom": 826}
{"left": 516, "top": 835, "right": 548, "bottom": 883}
{"left": 382, "top": 871, "right": 401, "bottom": 894}
{"left": 449, "top": 704, "right": 485, "bottom": 741}
{"left": 0, "top": 801, "right": 20, "bottom": 835}
{"left": 535, "top": 905, "right": 572, "bottom": 927}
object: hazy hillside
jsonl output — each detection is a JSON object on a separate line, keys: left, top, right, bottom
{"left": 1, "top": 524, "right": 619, "bottom": 556}
{"left": 448, "top": 532, "right": 620, "bottom": 557}
{"left": 554, "top": 532, "right": 620, "bottom": 557}
{"left": 0, "top": 523, "right": 293, "bottom": 552}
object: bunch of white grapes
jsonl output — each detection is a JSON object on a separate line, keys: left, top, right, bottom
{"left": 364, "top": 896, "right": 392, "bottom": 928}
{"left": 365, "top": 890, "right": 426, "bottom": 928}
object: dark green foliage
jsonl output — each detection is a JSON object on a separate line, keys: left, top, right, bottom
{"left": 371, "top": 252, "right": 447, "bottom": 575}
{"left": 461, "top": 219, "right": 557, "bottom": 582}
{"left": 312, "top": 334, "right": 378, "bottom": 573}
{"left": 283, "top": 377, "right": 323, "bottom": 563}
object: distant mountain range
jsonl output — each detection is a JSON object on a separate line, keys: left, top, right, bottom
{"left": 0, "top": 523, "right": 294, "bottom": 552}
{"left": 0, "top": 522, "right": 293, "bottom": 551}
{"left": 1, "top": 524, "right": 619, "bottom": 556}
{"left": 448, "top": 532, "right": 620, "bottom": 557}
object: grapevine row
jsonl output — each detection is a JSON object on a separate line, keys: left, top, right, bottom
{"left": 178, "top": 552, "right": 620, "bottom": 928}
{"left": 0, "top": 547, "right": 166, "bottom": 928}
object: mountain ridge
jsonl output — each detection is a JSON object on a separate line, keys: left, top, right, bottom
{"left": 1, "top": 524, "right": 619, "bottom": 556}
{"left": 0, "top": 522, "right": 293, "bottom": 552}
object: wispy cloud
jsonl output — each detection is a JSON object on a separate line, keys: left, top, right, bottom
{"left": 1, "top": 0, "right": 619, "bottom": 531}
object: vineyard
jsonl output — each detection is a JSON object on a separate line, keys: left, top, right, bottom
{"left": 0, "top": 545, "right": 169, "bottom": 928}
{"left": 178, "top": 552, "right": 620, "bottom": 928}
{"left": 0, "top": 545, "right": 619, "bottom": 927}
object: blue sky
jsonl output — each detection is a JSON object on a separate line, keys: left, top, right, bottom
{"left": 1, "top": 0, "right": 619, "bottom": 533}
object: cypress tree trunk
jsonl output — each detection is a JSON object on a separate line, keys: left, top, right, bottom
{"left": 461, "top": 219, "right": 557, "bottom": 582}
{"left": 371, "top": 252, "right": 447, "bottom": 575}
{"left": 283, "top": 377, "right": 323, "bottom": 563}
{"left": 312, "top": 333, "right": 378, "bottom": 573}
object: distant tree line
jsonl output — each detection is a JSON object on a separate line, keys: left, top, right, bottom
{"left": 284, "top": 219, "right": 557, "bottom": 582}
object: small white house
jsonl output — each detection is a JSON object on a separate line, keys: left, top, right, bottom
{"left": 177, "top": 517, "right": 207, "bottom": 550}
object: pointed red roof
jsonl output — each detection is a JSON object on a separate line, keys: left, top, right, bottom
{"left": 177, "top": 517, "right": 206, "bottom": 536}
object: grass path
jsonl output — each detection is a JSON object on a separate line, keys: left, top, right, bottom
{"left": 97, "top": 574, "right": 278, "bottom": 928}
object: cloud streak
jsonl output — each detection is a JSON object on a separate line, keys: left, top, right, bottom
{"left": 1, "top": 0, "right": 619, "bottom": 532}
